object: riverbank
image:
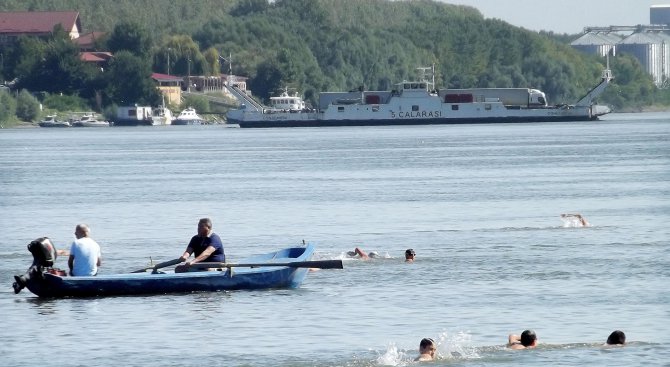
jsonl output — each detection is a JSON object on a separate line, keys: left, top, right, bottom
{"left": 0, "top": 120, "right": 37, "bottom": 129}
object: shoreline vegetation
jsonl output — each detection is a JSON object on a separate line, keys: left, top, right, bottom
{"left": 1, "top": 0, "right": 669, "bottom": 125}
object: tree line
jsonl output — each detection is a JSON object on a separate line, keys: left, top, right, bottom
{"left": 0, "top": 0, "right": 665, "bottom": 125}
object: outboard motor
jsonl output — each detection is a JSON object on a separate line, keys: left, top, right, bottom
{"left": 28, "top": 237, "right": 57, "bottom": 267}
{"left": 12, "top": 237, "right": 58, "bottom": 294}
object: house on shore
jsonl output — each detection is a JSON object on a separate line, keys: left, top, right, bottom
{"left": 0, "top": 11, "right": 81, "bottom": 45}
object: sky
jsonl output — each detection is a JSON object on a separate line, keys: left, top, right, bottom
{"left": 440, "top": 0, "right": 666, "bottom": 34}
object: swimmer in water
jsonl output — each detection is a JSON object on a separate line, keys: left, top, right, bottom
{"left": 605, "top": 330, "right": 626, "bottom": 346}
{"left": 508, "top": 330, "right": 538, "bottom": 350}
{"left": 346, "top": 247, "right": 379, "bottom": 260}
{"left": 415, "top": 337, "right": 436, "bottom": 361}
{"left": 405, "top": 248, "right": 416, "bottom": 262}
{"left": 561, "top": 213, "right": 590, "bottom": 227}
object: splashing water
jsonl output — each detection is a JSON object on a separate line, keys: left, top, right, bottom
{"left": 560, "top": 213, "right": 591, "bottom": 228}
{"left": 376, "top": 343, "right": 410, "bottom": 366}
{"left": 435, "top": 330, "right": 480, "bottom": 360}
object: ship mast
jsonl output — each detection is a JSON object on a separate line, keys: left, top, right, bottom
{"left": 416, "top": 64, "right": 436, "bottom": 91}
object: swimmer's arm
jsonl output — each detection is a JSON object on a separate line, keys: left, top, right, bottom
{"left": 508, "top": 334, "right": 520, "bottom": 345}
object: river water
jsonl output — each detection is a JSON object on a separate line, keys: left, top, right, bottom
{"left": 0, "top": 113, "right": 668, "bottom": 367}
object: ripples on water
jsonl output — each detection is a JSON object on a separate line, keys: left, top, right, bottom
{"left": 0, "top": 114, "right": 668, "bottom": 366}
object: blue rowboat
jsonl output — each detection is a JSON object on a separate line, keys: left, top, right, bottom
{"left": 21, "top": 245, "right": 331, "bottom": 298}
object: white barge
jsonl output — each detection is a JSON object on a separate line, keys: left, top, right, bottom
{"left": 227, "top": 67, "right": 613, "bottom": 128}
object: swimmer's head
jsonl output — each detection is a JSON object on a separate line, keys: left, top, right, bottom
{"left": 346, "top": 251, "right": 357, "bottom": 257}
{"left": 606, "top": 330, "right": 626, "bottom": 345}
{"left": 368, "top": 251, "right": 379, "bottom": 258}
{"left": 520, "top": 330, "right": 537, "bottom": 347}
{"left": 419, "top": 337, "right": 436, "bottom": 351}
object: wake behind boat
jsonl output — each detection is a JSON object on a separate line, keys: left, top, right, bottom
{"left": 14, "top": 244, "right": 342, "bottom": 298}
{"left": 227, "top": 66, "right": 614, "bottom": 128}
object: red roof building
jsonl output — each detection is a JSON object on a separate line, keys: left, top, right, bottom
{"left": 75, "top": 31, "right": 106, "bottom": 51}
{"left": 0, "top": 11, "right": 81, "bottom": 45}
{"left": 80, "top": 51, "right": 113, "bottom": 64}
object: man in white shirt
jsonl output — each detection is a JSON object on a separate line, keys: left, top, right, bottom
{"left": 68, "top": 224, "right": 102, "bottom": 276}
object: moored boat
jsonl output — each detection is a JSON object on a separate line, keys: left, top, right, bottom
{"left": 227, "top": 66, "right": 614, "bottom": 128}
{"left": 72, "top": 114, "right": 110, "bottom": 127}
{"left": 14, "top": 244, "right": 337, "bottom": 298}
{"left": 173, "top": 107, "right": 205, "bottom": 125}
{"left": 38, "top": 115, "right": 71, "bottom": 127}
{"left": 152, "top": 106, "right": 174, "bottom": 125}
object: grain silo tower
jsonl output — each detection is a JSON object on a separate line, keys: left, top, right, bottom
{"left": 650, "top": 5, "right": 670, "bottom": 25}
{"left": 571, "top": 32, "right": 620, "bottom": 57}
{"left": 617, "top": 32, "right": 669, "bottom": 86}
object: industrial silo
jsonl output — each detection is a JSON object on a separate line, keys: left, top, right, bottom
{"left": 617, "top": 32, "right": 665, "bottom": 86}
{"left": 653, "top": 32, "right": 670, "bottom": 86}
{"left": 571, "top": 32, "right": 618, "bottom": 56}
{"left": 650, "top": 5, "right": 670, "bottom": 25}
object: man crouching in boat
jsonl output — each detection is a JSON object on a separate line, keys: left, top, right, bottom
{"left": 175, "top": 218, "right": 225, "bottom": 272}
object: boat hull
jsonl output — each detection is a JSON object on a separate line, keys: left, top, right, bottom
{"left": 172, "top": 119, "right": 206, "bottom": 125}
{"left": 38, "top": 122, "right": 71, "bottom": 127}
{"left": 111, "top": 119, "right": 154, "bottom": 127}
{"left": 24, "top": 245, "right": 314, "bottom": 297}
{"left": 233, "top": 114, "right": 597, "bottom": 128}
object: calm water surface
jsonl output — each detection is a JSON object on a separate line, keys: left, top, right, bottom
{"left": 0, "top": 113, "right": 668, "bottom": 366}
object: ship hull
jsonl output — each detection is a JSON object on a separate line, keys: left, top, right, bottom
{"left": 233, "top": 113, "right": 596, "bottom": 128}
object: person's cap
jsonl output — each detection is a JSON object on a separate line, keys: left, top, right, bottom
{"left": 346, "top": 251, "right": 357, "bottom": 257}
{"left": 405, "top": 248, "right": 416, "bottom": 256}
{"left": 368, "top": 251, "right": 379, "bottom": 258}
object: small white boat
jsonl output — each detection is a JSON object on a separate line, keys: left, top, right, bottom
{"left": 38, "top": 115, "right": 71, "bottom": 127}
{"left": 152, "top": 106, "right": 174, "bottom": 125}
{"left": 72, "top": 114, "right": 109, "bottom": 127}
{"left": 173, "top": 107, "right": 205, "bottom": 125}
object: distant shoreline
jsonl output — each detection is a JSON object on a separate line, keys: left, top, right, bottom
{"left": 3, "top": 109, "right": 668, "bottom": 129}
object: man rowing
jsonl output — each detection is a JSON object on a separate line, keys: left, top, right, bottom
{"left": 175, "top": 218, "right": 225, "bottom": 272}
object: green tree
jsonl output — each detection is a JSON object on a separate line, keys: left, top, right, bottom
{"left": 15, "top": 89, "right": 41, "bottom": 121}
{"left": 104, "top": 51, "right": 161, "bottom": 106}
{"left": 155, "top": 35, "right": 208, "bottom": 76}
{"left": 15, "top": 30, "right": 94, "bottom": 97}
{"left": 8, "top": 36, "right": 47, "bottom": 82}
{"left": 181, "top": 94, "right": 209, "bottom": 113}
{"left": 0, "top": 89, "right": 16, "bottom": 123}
{"left": 106, "top": 21, "right": 153, "bottom": 57}
{"left": 230, "top": 0, "right": 269, "bottom": 16}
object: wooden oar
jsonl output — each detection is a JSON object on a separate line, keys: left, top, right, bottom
{"left": 189, "top": 259, "right": 344, "bottom": 270}
{"left": 131, "top": 258, "right": 183, "bottom": 273}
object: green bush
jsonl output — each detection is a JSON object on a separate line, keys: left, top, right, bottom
{"left": 180, "top": 95, "right": 210, "bottom": 114}
{"left": 16, "top": 89, "right": 41, "bottom": 121}
{"left": 0, "top": 90, "right": 16, "bottom": 123}
{"left": 42, "top": 93, "right": 89, "bottom": 111}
